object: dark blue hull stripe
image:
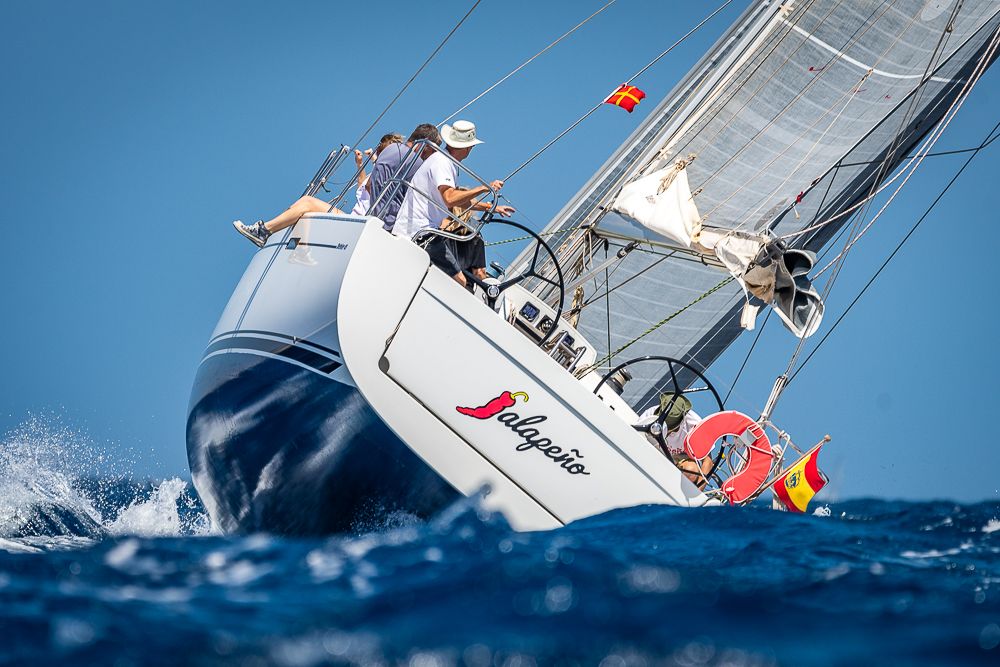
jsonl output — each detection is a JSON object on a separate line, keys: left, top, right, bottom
{"left": 209, "top": 329, "right": 341, "bottom": 357}
{"left": 204, "top": 336, "right": 341, "bottom": 374}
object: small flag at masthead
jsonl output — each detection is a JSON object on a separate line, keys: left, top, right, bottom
{"left": 605, "top": 84, "right": 646, "bottom": 113}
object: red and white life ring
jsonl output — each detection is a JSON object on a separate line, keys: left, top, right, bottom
{"left": 684, "top": 410, "right": 773, "bottom": 504}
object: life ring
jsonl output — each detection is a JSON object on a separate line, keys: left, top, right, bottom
{"left": 684, "top": 410, "right": 773, "bottom": 504}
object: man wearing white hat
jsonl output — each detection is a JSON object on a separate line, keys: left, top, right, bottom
{"left": 392, "top": 119, "right": 515, "bottom": 240}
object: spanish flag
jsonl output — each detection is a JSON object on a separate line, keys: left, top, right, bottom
{"left": 605, "top": 84, "right": 646, "bottom": 113}
{"left": 773, "top": 444, "right": 828, "bottom": 513}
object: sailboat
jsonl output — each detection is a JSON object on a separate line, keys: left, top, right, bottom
{"left": 186, "top": 0, "right": 1000, "bottom": 535}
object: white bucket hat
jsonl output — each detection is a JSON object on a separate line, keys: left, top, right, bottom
{"left": 441, "top": 120, "right": 484, "bottom": 149}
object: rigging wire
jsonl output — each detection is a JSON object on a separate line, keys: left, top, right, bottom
{"left": 569, "top": 37, "right": 880, "bottom": 406}
{"left": 705, "top": 3, "right": 994, "bottom": 239}
{"left": 724, "top": 308, "right": 772, "bottom": 405}
{"left": 502, "top": 0, "right": 738, "bottom": 183}
{"left": 579, "top": 276, "right": 735, "bottom": 375}
{"left": 628, "top": 290, "right": 768, "bottom": 418}
{"left": 836, "top": 137, "right": 1000, "bottom": 166}
{"left": 669, "top": 0, "right": 827, "bottom": 160}
{"left": 787, "top": 117, "right": 1000, "bottom": 386}
{"left": 581, "top": 252, "right": 673, "bottom": 308}
{"left": 665, "top": 7, "right": 996, "bottom": 420}
{"left": 528, "top": 1, "right": 909, "bottom": 366}
{"left": 778, "top": 123, "right": 992, "bottom": 242}
{"left": 341, "top": 0, "right": 481, "bottom": 167}
{"left": 777, "top": 11, "right": 1000, "bottom": 243}
{"left": 502, "top": 1, "right": 792, "bottom": 288}
{"left": 809, "top": 21, "right": 1000, "bottom": 277}
{"left": 697, "top": 0, "right": 897, "bottom": 223}
{"left": 776, "top": 1, "right": 967, "bottom": 385}
{"left": 499, "top": 6, "right": 992, "bottom": 415}
{"left": 439, "top": 0, "right": 618, "bottom": 126}
{"left": 519, "top": 0, "right": 819, "bottom": 277}
{"left": 773, "top": 6, "right": 1000, "bottom": 422}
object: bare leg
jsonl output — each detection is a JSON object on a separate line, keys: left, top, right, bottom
{"left": 677, "top": 457, "right": 714, "bottom": 489}
{"left": 263, "top": 196, "right": 344, "bottom": 233}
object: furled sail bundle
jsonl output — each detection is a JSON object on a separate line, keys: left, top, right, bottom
{"left": 513, "top": 0, "right": 1000, "bottom": 408}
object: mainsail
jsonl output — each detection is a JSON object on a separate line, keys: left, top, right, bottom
{"left": 511, "top": 0, "right": 1000, "bottom": 410}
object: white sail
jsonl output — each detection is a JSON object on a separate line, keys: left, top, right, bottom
{"left": 510, "top": 0, "right": 1000, "bottom": 407}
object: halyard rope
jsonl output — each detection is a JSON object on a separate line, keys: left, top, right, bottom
{"left": 484, "top": 223, "right": 591, "bottom": 246}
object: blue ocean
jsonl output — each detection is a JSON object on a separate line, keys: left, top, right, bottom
{"left": 1, "top": 418, "right": 998, "bottom": 666}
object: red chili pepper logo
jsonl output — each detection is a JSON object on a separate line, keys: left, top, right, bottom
{"left": 456, "top": 391, "right": 529, "bottom": 419}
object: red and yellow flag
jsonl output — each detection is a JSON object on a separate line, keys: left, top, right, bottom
{"left": 605, "top": 84, "right": 646, "bottom": 113}
{"left": 773, "top": 445, "right": 828, "bottom": 513}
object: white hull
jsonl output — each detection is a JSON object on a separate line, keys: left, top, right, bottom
{"left": 337, "top": 217, "right": 712, "bottom": 531}
{"left": 188, "top": 212, "right": 713, "bottom": 535}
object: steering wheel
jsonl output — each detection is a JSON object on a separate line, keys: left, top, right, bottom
{"left": 592, "top": 355, "right": 726, "bottom": 484}
{"left": 463, "top": 217, "right": 566, "bottom": 347}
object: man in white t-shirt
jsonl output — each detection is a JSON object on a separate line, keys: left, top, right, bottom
{"left": 393, "top": 120, "right": 514, "bottom": 240}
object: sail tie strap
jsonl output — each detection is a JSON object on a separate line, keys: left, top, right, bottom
{"left": 658, "top": 154, "right": 697, "bottom": 194}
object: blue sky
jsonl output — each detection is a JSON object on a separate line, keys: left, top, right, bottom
{"left": 2, "top": 0, "right": 998, "bottom": 502}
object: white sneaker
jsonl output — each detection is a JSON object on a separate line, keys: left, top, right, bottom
{"left": 232, "top": 220, "right": 271, "bottom": 248}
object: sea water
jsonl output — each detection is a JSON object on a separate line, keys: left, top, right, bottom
{"left": 1, "top": 418, "right": 998, "bottom": 666}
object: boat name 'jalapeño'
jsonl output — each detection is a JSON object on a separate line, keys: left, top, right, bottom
{"left": 456, "top": 391, "right": 591, "bottom": 476}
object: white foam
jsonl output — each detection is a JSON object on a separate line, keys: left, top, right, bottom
{"left": 106, "top": 478, "right": 188, "bottom": 537}
{"left": 982, "top": 519, "right": 1000, "bottom": 534}
{"left": 207, "top": 559, "right": 270, "bottom": 587}
{"left": 1, "top": 415, "right": 213, "bottom": 542}
{"left": 618, "top": 565, "right": 681, "bottom": 594}
{"left": 0, "top": 415, "right": 104, "bottom": 538}
{"left": 901, "top": 541, "right": 974, "bottom": 559}
{"left": 0, "top": 537, "right": 42, "bottom": 554}
{"left": 104, "top": 539, "right": 140, "bottom": 568}
{"left": 306, "top": 549, "right": 344, "bottom": 581}
{"left": 823, "top": 563, "right": 851, "bottom": 581}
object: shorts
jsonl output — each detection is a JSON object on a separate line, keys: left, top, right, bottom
{"left": 425, "top": 234, "right": 487, "bottom": 277}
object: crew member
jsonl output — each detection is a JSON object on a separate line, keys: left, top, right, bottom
{"left": 392, "top": 120, "right": 514, "bottom": 241}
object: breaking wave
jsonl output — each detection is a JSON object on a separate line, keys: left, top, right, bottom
{"left": 0, "top": 414, "right": 210, "bottom": 545}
